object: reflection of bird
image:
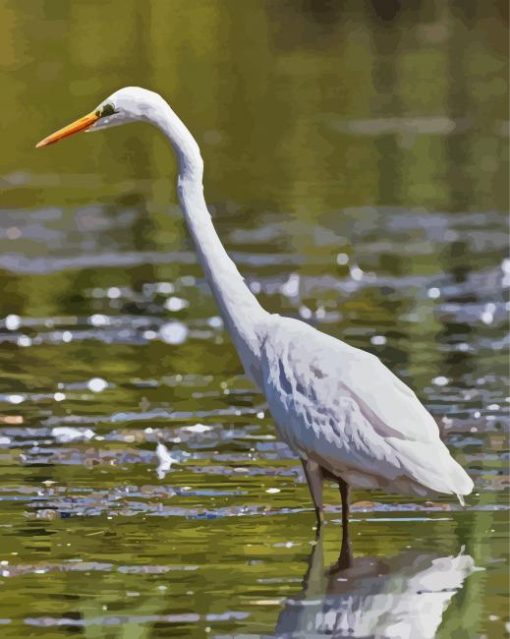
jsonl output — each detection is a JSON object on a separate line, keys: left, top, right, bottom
{"left": 275, "top": 535, "right": 476, "bottom": 638}
{"left": 36, "top": 87, "right": 473, "bottom": 566}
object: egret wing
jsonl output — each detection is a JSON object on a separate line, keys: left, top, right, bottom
{"left": 264, "top": 315, "right": 438, "bottom": 442}
{"left": 261, "top": 316, "right": 472, "bottom": 497}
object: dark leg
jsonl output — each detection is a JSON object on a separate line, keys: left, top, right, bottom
{"left": 337, "top": 477, "right": 352, "bottom": 569}
{"left": 300, "top": 459, "right": 324, "bottom": 532}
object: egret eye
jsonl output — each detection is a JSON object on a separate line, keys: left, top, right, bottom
{"left": 96, "top": 103, "right": 116, "bottom": 118}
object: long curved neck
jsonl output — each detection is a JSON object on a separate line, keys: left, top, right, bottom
{"left": 149, "top": 98, "right": 268, "bottom": 386}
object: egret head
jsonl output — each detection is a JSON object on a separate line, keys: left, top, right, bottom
{"left": 36, "top": 87, "right": 160, "bottom": 148}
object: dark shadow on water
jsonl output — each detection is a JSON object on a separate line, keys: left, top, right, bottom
{"left": 273, "top": 532, "right": 476, "bottom": 638}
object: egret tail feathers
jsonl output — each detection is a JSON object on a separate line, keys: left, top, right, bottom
{"left": 446, "top": 453, "right": 474, "bottom": 499}
{"left": 390, "top": 438, "right": 473, "bottom": 500}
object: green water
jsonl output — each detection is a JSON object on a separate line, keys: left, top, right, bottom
{"left": 0, "top": 1, "right": 508, "bottom": 637}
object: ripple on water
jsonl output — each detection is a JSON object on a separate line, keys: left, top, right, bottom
{"left": 0, "top": 205, "right": 507, "bottom": 636}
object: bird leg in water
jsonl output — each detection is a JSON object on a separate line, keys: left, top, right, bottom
{"left": 337, "top": 477, "right": 352, "bottom": 569}
{"left": 301, "top": 459, "right": 324, "bottom": 530}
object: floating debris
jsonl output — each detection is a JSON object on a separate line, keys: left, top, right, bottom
{"left": 156, "top": 443, "right": 178, "bottom": 479}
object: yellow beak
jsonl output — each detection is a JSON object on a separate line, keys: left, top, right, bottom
{"left": 36, "top": 111, "right": 100, "bottom": 148}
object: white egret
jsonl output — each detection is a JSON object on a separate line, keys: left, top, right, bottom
{"left": 36, "top": 87, "right": 473, "bottom": 567}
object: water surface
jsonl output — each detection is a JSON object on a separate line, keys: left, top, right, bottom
{"left": 0, "top": 1, "right": 508, "bottom": 637}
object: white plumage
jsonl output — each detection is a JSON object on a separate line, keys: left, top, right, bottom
{"left": 36, "top": 88, "right": 474, "bottom": 562}
{"left": 261, "top": 315, "right": 473, "bottom": 502}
